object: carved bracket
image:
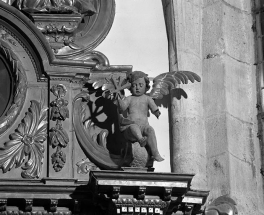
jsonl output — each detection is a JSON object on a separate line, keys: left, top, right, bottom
{"left": 163, "top": 187, "right": 172, "bottom": 201}
{"left": 112, "top": 186, "right": 121, "bottom": 200}
{"left": 0, "top": 199, "right": 7, "bottom": 212}
{"left": 50, "top": 199, "right": 58, "bottom": 212}
{"left": 137, "top": 186, "right": 146, "bottom": 200}
{"left": 74, "top": 200, "right": 81, "bottom": 215}
{"left": 25, "top": 199, "right": 33, "bottom": 212}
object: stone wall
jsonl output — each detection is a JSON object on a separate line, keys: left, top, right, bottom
{"left": 164, "top": 0, "right": 264, "bottom": 214}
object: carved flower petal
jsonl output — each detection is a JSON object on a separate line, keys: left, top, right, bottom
{"left": 17, "top": 122, "right": 26, "bottom": 136}
{"left": 23, "top": 112, "right": 34, "bottom": 135}
{"left": 0, "top": 139, "right": 25, "bottom": 173}
{"left": 9, "top": 132, "right": 22, "bottom": 140}
{"left": 34, "top": 134, "right": 47, "bottom": 143}
{"left": 21, "top": 141, "right": 44, "bottom": 178}
{"left": 27, "top": 101, "right": 41, "bottom": 135}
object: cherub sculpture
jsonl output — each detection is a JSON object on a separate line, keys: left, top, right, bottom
{"left": 117, "top": 71, "right": 164, "bottom": 162}
{"left": 88, "top": 69, "right": 201, "bottom": 165}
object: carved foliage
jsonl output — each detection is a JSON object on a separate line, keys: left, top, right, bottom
{"left": 76, "top": 157, "right": 99, "bottom": 174}
{"left": 0, "top": 37, "right": 27, "bottom": 136}
{"left": 0, "top": 100, "right": 48, "bottom": 178}
{"left": 50, "top": 84, "right": 69, "bottom": 172}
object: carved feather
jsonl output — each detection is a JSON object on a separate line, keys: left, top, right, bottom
{"left": 149, "top": 71, "right": 201, "bottom": 99}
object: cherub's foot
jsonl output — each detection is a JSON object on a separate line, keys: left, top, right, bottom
{"left": 153, "top": 154, "right": 164, "bottom": 162}
{"left": 139, "top": 136, "right": 147, "bottom": 147}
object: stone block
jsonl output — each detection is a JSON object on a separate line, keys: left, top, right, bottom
{"left": 171, "top": 116, "right": 206, "bottom": 189}
{"left": 226, "top": 114, "right": 256, "bottom": 167}
{"left": 229, "top": 154, "right": 259, "bottom": 214}
{"left": 171, "top": 116, "right": 205, "bottom": 152}
{"left": 173, "top": 0, "right": 203, "bottom": 57}
{"left": 202, "top": 57, "right": 226, "bottom": 118}
{"left": 222, "top": 3, "right": 254, "bottom": 64}
{"left": 203, "top": 0, "right": 252, "bottom": 13}
{"left": 203, "top": 0, "right": 221, "bottom": 8}
{"left": 224, "top": 55, "right": 257, "bottom": 123}
{"left": 202, "top": 1, "right": 224, "bottom": 59}
{"left": 207, "top": 153, "right": 230, "bottom": 197}
{"left": 205, "top": 114, "right": 228, "bottom": 158}
{"left": 223, "top": 0, "right": 252, "bottom": 13}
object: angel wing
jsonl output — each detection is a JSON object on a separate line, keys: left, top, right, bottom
{"left": 148, "top": 71, "right": 201, "bottom": 99}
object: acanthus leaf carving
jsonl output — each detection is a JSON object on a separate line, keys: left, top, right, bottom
{"left": 0, "top": 100, "right": 48, "bottom": 178}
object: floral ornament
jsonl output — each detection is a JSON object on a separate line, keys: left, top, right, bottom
{"left": 51, "top": 150, "right": 66, "bottom": 172}
{"left": 50, "top": 84, "right": 67, "bottom": 98}
{"left": 50, "top": 98, "right": 69, "bottom": 121}
{"left": 0, "top": 100, "right": 48, "bottom": 178}
{"left": 50, "top": 84, "right": 69, "bottom": 121}
{"left": 50, "top": 124, "right": 69, "bottom": 148}
{"left": 50, "top": 123, "right": 69, "bottom": 172}
{"left": 50, "top": 84, "right": 69, "bottom": 172}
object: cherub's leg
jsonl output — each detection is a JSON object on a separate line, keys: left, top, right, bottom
{"left": 124, "top": 124, "right": 147, "bottom": 146}
{"left": 143, "top": 126, "right": 164, "bottom": 162}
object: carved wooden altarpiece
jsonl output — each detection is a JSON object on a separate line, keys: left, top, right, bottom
{"left": 0, "top": 1, "right": 214, "bottom": 214}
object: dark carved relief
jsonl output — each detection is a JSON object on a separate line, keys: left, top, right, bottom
{"left": 50, "top": 84, "right": 69, "bottom": 172}
{"left": 14, "top": 0, "right": 96, "bottom": 15}
{"left": 0, "top": 38, "right": 27, "bottom": 136}
{"left": 2, "top": 0, "right": 115, "bottom": 56}
{"left": 204, "top": 196, "right": 238, "bottom": 215}
{"left": 0, "top": 100, "right": 48, "bottom": 178}
{"left": 0, "top": 29, "right": 17, "bottom": 46}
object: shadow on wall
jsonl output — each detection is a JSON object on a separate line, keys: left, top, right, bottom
{"left": 155, "top": 88, "right": 188, "bottom": 108}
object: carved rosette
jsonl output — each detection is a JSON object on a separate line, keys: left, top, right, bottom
{"left": 0, "top": 100, "right": 48, "bottom": 178}
{"left": 0, "top": 36, "right": 27, "bottom": 136}
{"left": 50, "top": 84, "right": 69, "bottom": 172}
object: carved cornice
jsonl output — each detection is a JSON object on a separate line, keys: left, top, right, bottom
{"left": 0, "top": 178, "right": 91, "bottom": 198}
{"left": 90, "top": 170, "right": 209, "bottom": 215}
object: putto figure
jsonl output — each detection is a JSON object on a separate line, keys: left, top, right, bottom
{"left": 118, "top": 71, "right": 164, "bottom": 162}
{"left": 88, "top": 69, "right": 201, "bottom": 166}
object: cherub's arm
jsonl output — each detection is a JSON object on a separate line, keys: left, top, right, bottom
{"left": 148, "top": 96, "right": 161, "bottom": 119}
{"left": 117, "top": 96, "right": 130, "bottom": 112}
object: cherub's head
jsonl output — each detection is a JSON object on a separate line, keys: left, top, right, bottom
{"left": 128, "top": 71, "right": 150, "bottom": 96}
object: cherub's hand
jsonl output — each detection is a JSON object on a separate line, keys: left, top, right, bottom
{"left": 153, "top": 109, "right": 161, "bottom": 119}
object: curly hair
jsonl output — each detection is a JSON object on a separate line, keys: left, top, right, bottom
{"left": 128, "top": 71, "right": 150, "bottom": 92}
